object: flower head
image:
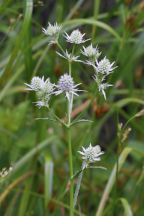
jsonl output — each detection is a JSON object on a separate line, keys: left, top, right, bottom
{"left": 42, "top": 22, "right": 62, "bottom": 44}
{"left": 78, "top": 143, "right": 104, "bottom": 169}
{"left": 65, "top": 29, "right": 90, "bottom": 44}
{"left": 25, "top": 76, "right": 44, "bottom": 91}
{"left": 55, "top": 74, "right": 81, "bottom": 100}
{"left": 96, "top": 57, "right": 117, "bottom": 75}
{"left": 81, "top": 44, "right": 101, "bottom": 58}
{"left": 25, "top": 76, "right": 55, "bottom": 108}
{"left": 56, "top": 50, "right": 82, "bottom": 62}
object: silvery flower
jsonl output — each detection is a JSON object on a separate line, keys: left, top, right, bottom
{"left": 81, "top": 44, "right": 101, "bottom": 58}
{"left": 25, "top": 76, "right": 44, "bottom": 91}
{"left": 93, "top": 74, "right": 113, "bottom": 100}
{"left": 25, "top": 76, "right": 55, "bottom": 108}
{"left": 96, "top": 57, "right": 117, "bottom": 75}
{"left": 65, "top": 29, "right": 90, "bottom": 44}
{"left": 42, "top": 22, "right": 62, "bottom": 44}
{"left": 55, "top": 74, "right": 81, "bottom": 100}
{"left": 78, "top": 143, "right": 104, "bottom": 169}
{"left": 56, "top": 50, "right": 82, "bottom": 62}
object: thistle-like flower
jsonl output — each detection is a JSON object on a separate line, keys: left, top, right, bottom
{"left": 81, "top": 44, "right": 101, "bottom": 58}
{"left": 56, "top": 50, "right": 82, "bottom": 62}
{"left": 65, "top": 29, "right": 90, "bottom": 44}
{"left": 25, "top": 76, "right": 55, "bottom": 108}
{"left": 96, "top": 57, "right": 117, "bottom": 75}
{"left": 78, "top": 143, "right": 104, "bottom": 169}
{"left": 55, "top": 74, "right": 81, "bottom": 100}
{"left": 95, "top": 79, "right": 112, "bottom": 100}
{"left": 25, "top": 76, "right": 45, "bottom": 91}
{"left": 42, "top": 22, "right": 62, "bottom": 44}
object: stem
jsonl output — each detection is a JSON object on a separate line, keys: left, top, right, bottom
{"left": 68, "top": 125, "right": 74, "bottom": 216}
{"left": 48, "top": 107, "right": 67, "bottom": 128}
{"left": 67, "top": 60, "right": 74, "bottom": 216}
{"left": 92, "top": 0, "right": 100, "bottom": 42}
{"left": 69, "top": 61, "right": 72, "bottom": 76}
{"left": 56, "top": 40, "right": 65, "bottom": 56}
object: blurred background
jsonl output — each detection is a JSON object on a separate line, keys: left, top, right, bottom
{"left": 0, "top": 0, "right": 144, "bottom": 215}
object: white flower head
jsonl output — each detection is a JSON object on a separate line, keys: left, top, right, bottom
{"left": 93, "top": 75, "right": 113, "bottom": 100}
{"left": 81, "top": 44, "right": 101, "bottom": 58}
{"left": 42, "top": 22, "right": 62, "bottom": 44}
{"left": 56, "top": 50, "right": 83, "bottom": 63}
{"left": 25, "top": 76, "right": 55, "bottom": 108}
{"left": 78, "top": 143, "right": 104, "bottom": 169}
{"left": 25, "top": 76, "right": 45, "bottom": 91}
{"left": 65, "top": 29, "right": 90, "bottom": 44}
{"left": 55, "top": 74, "right": 81, "bottom": 100}
{"left": 96, "top": 57, "right": 117, "bottom": 75}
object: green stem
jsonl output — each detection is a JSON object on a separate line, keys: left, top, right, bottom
{"left": 92, "top": 0, "right": 100, "bottom": 42}
{"left": 48, "top": 108, "right": 67, "bottom": 128}
{"left": 69, "top": 61, "right": 72, "bottom": 76}
{"left": 68, "top": 125, "right": 74, "bottom": 216}
{"left": 67, "top": 61, "right": 73, "bottom": 216}
{"left": 56, "top": 40, "right": 65, "bottom": 56}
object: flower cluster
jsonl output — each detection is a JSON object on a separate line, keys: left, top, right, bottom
{"left": 78, "top": 143, "right": 104, "bottom": 169}
{"left": 25, "top": 74, "right": 81, "bottom": 107}
{"left": 43, "top": 23, "right": 117, "bottom": 99}
{"left": 25, "top": 76, "right": 55, "bottom": 107}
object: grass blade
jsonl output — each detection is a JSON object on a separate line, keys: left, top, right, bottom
{"left": 119, "top": 198, "right": 133, "bottom": 216}
{"left": 62, "top": 18, "right": 121, "bottom": 41}
{"left": 44, "top": 154, "right": 53, "bottom": 212}
{"left": 96, "top": 147, "right": 132, "bottom": 216}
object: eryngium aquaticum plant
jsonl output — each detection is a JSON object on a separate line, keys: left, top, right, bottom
{"left": 25, "top": 22, "right": 117, "bottom": 215}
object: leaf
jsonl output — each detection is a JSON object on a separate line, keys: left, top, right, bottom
{"left": 62, "top": 18, "right": 121, "bottom": 41}
{"left": 119, "top": 198, "right": 133, "bottom": 216}
{"left": 44, "top": 153, "right": 53, "bottom": 210}
{"left": 73, "top": 170, "right": 83, "bottom": 208}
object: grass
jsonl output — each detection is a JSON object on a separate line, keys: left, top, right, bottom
{"left": 0, "top": 0, "right": 144, "bottom": 215}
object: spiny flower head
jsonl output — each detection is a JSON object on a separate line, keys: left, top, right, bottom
{"left": 57, "top": 74, "right": 74, "bottom": 92}
{"left": 81, "top": 44, "right": 101, "bottom": 58}
{"left": 96, "top": 57, "right": 117, "bottom": 75}
{"left": 78, "top": 143, "right": 104, "bottom": 169}
{"left": 42, "top": 22, "right": 62, "bottom": 36}
{"left": 55, "top": 74, "right": 81, "bottom": 100}
{"left": 65, "top": 29, "right": 90, "bottom": 44}
{"left": 42, "top": 22, "right": 62, "bottom": 44}
{"left": 93, "top": 74, "right": 113, "bottom": 100}
{"left": 25, "top": 76, "right": 44, "bottom": 91}
{"left": 25, "top": 76, "right": 55, "bottom": 108}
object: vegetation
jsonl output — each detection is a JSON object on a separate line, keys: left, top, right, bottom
{"left": 0, "top": 0, "right": 144, "bottom": 215}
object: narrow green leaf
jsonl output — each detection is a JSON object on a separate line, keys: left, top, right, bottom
{"left": 62, "top": 18, "right": 121, "bottom": 41}
{"left": 96, "top": 147, "right": 132, "bottom": 216}
{"left": 44, "top": 153, "right": 53, "bottom": 210}
{"left": 18, "top": 174, "right": 33, "bottom": 216}
{"left": 65, "top": 0, "right": 84, "bottom": 21}
{"left": 119, "top": 198, "right": 133, "bottom": 216}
